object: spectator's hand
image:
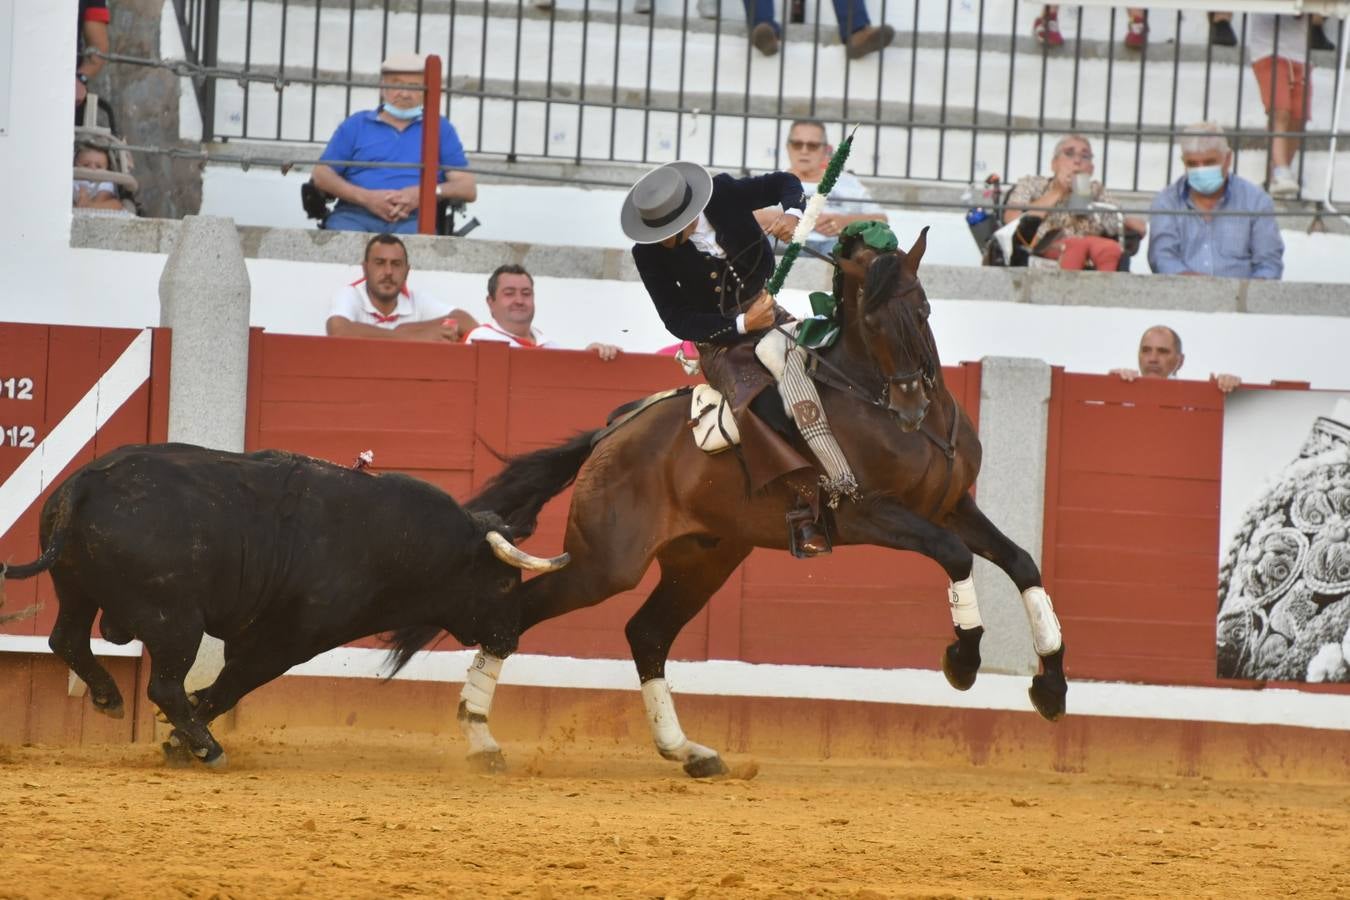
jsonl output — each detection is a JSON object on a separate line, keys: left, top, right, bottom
{"left": 391, "top": 185, "right": 422, "bottom": 219}
{"left": 1212, "top": 373, "right": 1241, "bottom": 394}
{"left": 76, "top": 77, "right": 88, "bottom": 104}
{"left": 586, "top": 342, "right": 621, "bottom": 361}
{"left": 766, "top": 215, "right": 797, "bottom": 243}
{"left": 1109, "top": 367, "right": 1140, "bottom": 382}
{"left": 74, "top": 184, "right": 93, "bottom": 208}
{"left": 394, "top": 319, "right": 462, "bottom": 342}
{"left": 362, "top": 189, "right": 408, "bottom": 223}
{"left": 744, "top": 291, "right": 777, "bottom": 331}
{"left": 815, "top": 213, "right": 843, "bottom": 237}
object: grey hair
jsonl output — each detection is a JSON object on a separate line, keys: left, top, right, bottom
{"left": 1142, "top": 324, "right": 1183, "bottom": 356}
{"left": 1052, "top": 134, "right": 1093, "bottom": 158}
{"left": 1179, "top": 122, "right": 1230, "bottom": 156}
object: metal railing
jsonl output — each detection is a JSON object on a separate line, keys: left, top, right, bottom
{"left": 170, "top": 0, "right": 1347, "bottom": 203}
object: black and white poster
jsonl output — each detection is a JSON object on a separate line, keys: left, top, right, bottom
{"left": 1218, "top": 391, "right": 1350, "bottom": 683}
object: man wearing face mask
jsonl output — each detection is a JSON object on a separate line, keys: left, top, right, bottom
{"left": 312, "top": 53, "right": 477, "bottom": 234}
{"left": 1148, "top": 122, "right": 1284, "bottom": 280}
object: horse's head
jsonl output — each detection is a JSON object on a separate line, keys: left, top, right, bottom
{"left": 857, "top": 227, "right": 938, "bottom": 431}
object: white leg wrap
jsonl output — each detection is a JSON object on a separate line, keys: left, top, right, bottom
{"left": 948, "top": 576, "right": 983, "bottom": 630}
{"left": 1022, "top": 586, "right": 1063, "bottom": 656}
{"left": 641, "top": 678, "right": 717, "bottom": 764}
{"left": 460, "top": 650, "right": 502, "bottom": 718}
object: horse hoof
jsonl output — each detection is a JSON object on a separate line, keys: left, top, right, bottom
{"left": 683, "top": 754, "right": 728, "bottom": 779}
{"left": 201, "top": 750, "right": 229, "bottom": 770}
{"left": 467, "top": 750, "right": 507, "bottom": 774}
{"left": 93, "top": 698, "right": 125, "bottom": 719}
{"left": 1028, "top": 675, "right": 1067, "bottom": 722}
{"left": 161, "top": 740, "right": 193, "bottom": 768}
{"left": 941, "top": 643, "right": 978, "bottom": 691}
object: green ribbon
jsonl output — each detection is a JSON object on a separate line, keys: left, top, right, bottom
{"left": 765, "top": 126, "right": 857, "bottom": 298}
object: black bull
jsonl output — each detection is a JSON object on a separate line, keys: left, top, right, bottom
{"left": 0, "top": 443, "right": 567, "bottom": 768}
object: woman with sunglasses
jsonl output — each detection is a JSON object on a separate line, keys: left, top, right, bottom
{"left": 1003, "top": 134, "right": 1147, "bottom": 272}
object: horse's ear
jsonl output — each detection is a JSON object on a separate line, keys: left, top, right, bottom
{"left": 902, "top": 226, "right": 930, "bottom": 278}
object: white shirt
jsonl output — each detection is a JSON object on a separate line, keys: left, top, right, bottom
{"left": 327, "top": 280, "right": 450, "bottom": 329}
{"left": 1247, "top": 14, "right": 1309, "bottom": 62}
{"left": 463, "top": 322, "right": 555, "bottom": 348}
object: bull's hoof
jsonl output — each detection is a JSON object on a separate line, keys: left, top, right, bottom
{"left": 941, "top": 644, "right": 978, "bottom": 691}
{"left": 467, "top": 750, "right": 507, "bottom": 774}
{"left": 683, "top": 754, "right": 728, "bottom": 779}
{"left": 92, "top": 697, "right": 125, "bottom": 719}
{"left": 1028, "top": 674, "right": 1067, "bottom": 722}
{"left": 161, "top": 739, "right": 193, "bottom": 768}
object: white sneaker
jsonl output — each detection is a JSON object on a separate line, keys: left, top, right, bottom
{"left": 697, "top": 0, "right": 719, "bottom": 17}
{"left": 1268, "top": 172, "right": 1300, "bottom": 198}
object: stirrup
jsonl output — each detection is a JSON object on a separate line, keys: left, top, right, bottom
{"left": 786, "top": 508, "right": 832, "bottom": 559}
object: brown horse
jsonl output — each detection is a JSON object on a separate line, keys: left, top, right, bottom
{"left": 392, "top": 226, "right": 1067, "bottom": 776}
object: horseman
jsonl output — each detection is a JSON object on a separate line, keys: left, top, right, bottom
{"left": 622, "top": 161, "right": 858, "bottom": 558}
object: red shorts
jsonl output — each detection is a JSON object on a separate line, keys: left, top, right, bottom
{"left": 1252, "top": 56, "right": 1311, "bottom": 119}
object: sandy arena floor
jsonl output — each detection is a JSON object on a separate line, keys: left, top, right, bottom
{"left": 1, "top": 726, "right": 1347, "bottom": 899}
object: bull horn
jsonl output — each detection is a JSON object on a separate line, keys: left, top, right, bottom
{"left": 485, "top": 531, "right": 570, "bottom": 573}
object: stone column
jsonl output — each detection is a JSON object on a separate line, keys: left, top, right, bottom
{"left": 159, "top": 216, "right": 251, "bottom": 697}
{"left": 971, "top": 357, "right": 1052, "bottom": 674}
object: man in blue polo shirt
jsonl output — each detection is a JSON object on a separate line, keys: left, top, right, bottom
{"left": 312, "top": 52, "right": 477, "bottom": 234}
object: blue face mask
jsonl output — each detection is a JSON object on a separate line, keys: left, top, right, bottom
{"left": 1186, "top": 165, "right": 1226, "bottom": 195}
{"left": 383, "top": 103, "right": 424, "bottom": 121}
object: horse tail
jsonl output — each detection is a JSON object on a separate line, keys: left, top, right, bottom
{"left": 466, "top": 429, "right": 601, "bottom": 540}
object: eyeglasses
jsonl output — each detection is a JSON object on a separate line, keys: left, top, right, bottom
{"left": 1059, "top": 147, "right": 1094, "bottom": 162}
{"left": 788, "top": 140, "right": 825, "bottom": 152}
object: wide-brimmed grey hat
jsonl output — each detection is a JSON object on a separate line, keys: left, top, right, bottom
{"left": 621, "top": 161, "right": 714, "bottom": 244}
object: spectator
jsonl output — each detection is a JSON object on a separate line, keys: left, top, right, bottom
{"left": 1003, "top": 134, "right": 1147, "bottom": 272}
{"left": 326, "top": 233, "right": 477, "bottom": 340}
{"left": 72, "top": 143, "right": 133, "bottom": 215}
{"left": 744, "top": 0, "right": 893, "bottom": 59}
{"left": 312, "top": 52, "right": 477, "bottom": 234}
{"left": 1034, "top": 6, "right": 1150, "bottom": 50}
{"left": 1148, "top": 122, "right": 1284, "bottom": 280}
{"left": 754, "top": 119, "right": 887, "bottom": 256}
{"left": 464, "top": 264, "right": 621, "bottom": 360}
{"left": 76, "top": 0, "right": 110, "bottom": 123}
{"left": 1110, "top": 325, "right": 1241, "bottom": 393}
{"left": 1248, "top": 14, "right": 1311, "bottom": 198}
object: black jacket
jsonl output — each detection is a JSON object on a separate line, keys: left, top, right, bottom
{"left": 632, "top": 172, "right": 805, "bottom": 345}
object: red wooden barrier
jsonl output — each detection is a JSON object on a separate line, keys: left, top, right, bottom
{"left": 0, "top": 325, "right": 166, "bottom": 745}
{"left": 1042, "top": 371, "right": 1347, "bottom": 695}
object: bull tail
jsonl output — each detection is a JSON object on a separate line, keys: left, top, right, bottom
{"left": 0, "top": 483, "right": 73, "bottom": 622}
{"left": 466, "top": 429, "right": 601, "bottom": 540}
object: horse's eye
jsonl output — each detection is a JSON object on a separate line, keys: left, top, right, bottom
{"left": 920, "top": 302, "right": 931, "bottom": 319}
{"left": 863, "top": 312, "right": 878, "bottom": 329}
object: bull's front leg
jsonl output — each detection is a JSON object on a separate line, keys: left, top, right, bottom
{"left": 458, "top": 649, "right": 507, "bottom": 773}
